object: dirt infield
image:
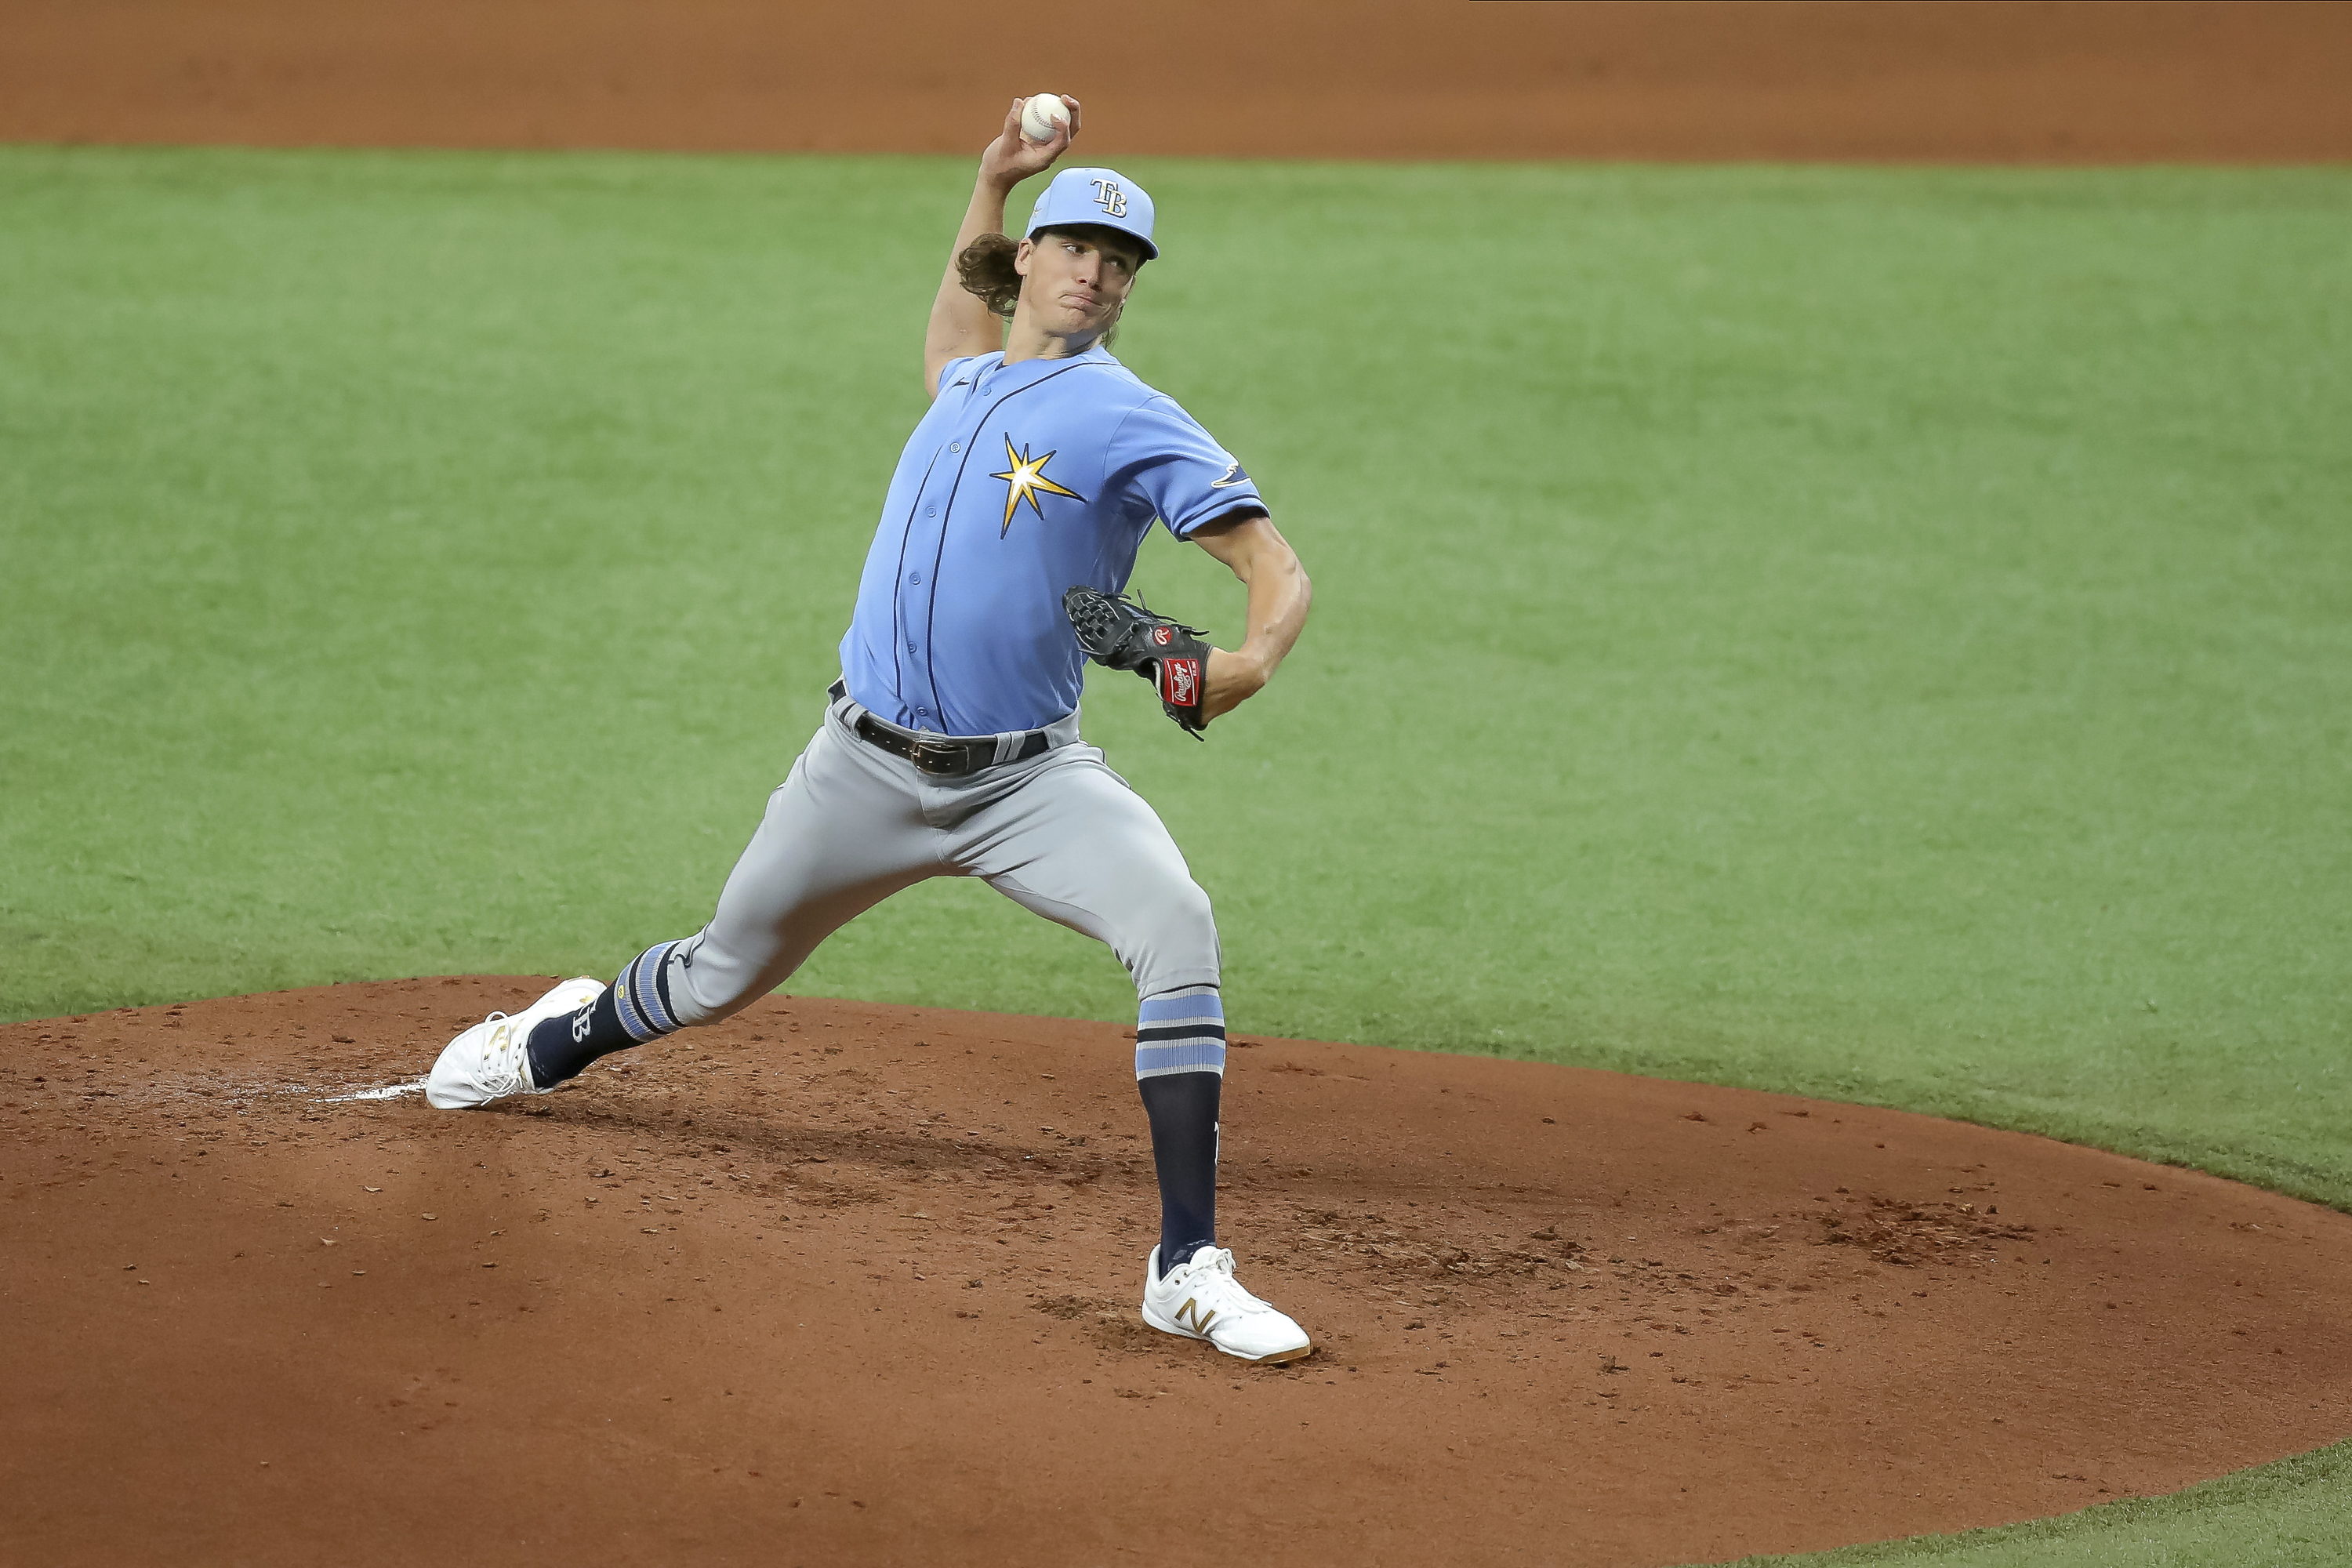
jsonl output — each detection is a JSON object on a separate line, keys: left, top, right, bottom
{"left": 5, "top": 0, "right": 2349, "bottom": 162}
{"left": 5, "top": 979, "right": 2350, "bottom": 1566}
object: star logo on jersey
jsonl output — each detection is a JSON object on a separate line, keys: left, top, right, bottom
{"left": 991, "top": 435, "right": 1088, "bottom": 537}
{"left": 1208, "top": 459, "right": 1250, "bottom": 488}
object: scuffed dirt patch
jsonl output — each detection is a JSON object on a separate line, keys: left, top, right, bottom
{"left": 1816, "top": 1192, "right": 2040, "bottom": 1267}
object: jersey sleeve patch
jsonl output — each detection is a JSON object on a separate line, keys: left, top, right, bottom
{"left": 1106, "top": 395, "right": 1268, "bottom": 539}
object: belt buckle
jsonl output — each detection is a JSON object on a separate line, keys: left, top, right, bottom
{"left": 909, "top": 738, "right": 966, "bottom": 776}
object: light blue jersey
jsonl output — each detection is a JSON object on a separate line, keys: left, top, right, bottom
{"left": 838, "top": 344, "right": 1265, "bottom": 735}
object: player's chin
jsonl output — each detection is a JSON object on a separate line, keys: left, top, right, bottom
{"left": 1054, "top": 303, "right": 1117, "bottom": 339}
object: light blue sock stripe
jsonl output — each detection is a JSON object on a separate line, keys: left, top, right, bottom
{"left": 633, "top": 942, "right": 678, "bottom": 1034}
{"left": 1136, "top": 1040, "right": 1227, "bottom": 1078}
{"left": 1138, "top": 985, "right": 1225, "bottom": 1078}
{"left": 1139, "top": 990, "right": 1223, "bottom": 1025}
{"left": 613, "top": 942, "right": 677, "bottom": 1044}
{"left": 612, "top": 972, "right": 649, "bottom": 1040}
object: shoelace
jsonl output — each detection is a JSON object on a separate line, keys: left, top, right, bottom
{"left": 478, "top": 1013, "right": 526, "bottom": 1087}
{"left": 1174, "top": 1248, "right": 1271, "bottom": 1318}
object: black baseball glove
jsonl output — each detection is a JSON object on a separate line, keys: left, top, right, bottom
{"left": 1062, "top": 586, "right": 1212, "bottom": 737}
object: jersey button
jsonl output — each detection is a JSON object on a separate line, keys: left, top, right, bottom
{"left": 908, "top": 572, "right": 922, "bottom": 584}
{"left": 925, "top": 506, "right": 936, "bottom": 517}
{"left": 949, "top": 442, "right": 961, "bottom": 453}
{"left": 906, "top": 641, "right": 917, "bottom": 653}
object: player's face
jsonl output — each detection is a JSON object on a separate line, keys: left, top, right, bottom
{"left": 1014, "top": 227, "right": 1143, "bottom": 341}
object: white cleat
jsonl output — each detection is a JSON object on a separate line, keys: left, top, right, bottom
{"left": 425, "top": 977, "right": 603, "bottom": 1110}
{"left": 1140, "top": 1245, "right": 1312, "bottom": 1364}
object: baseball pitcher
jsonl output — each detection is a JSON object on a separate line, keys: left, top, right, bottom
{"left": 426, "top": 96, "right": 1314, "bottom": 1362}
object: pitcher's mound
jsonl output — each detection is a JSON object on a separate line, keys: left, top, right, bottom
{"left": 7, "top": 978, "right": 2351, "bottom": 1566}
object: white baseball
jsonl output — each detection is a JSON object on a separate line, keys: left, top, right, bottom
{"left": 1020, "top": 93, "right": 1071, "bottom": 144}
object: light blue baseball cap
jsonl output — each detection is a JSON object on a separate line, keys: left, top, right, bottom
{"left": 1025, "top": 166, "right": 1158, "bottom": 261}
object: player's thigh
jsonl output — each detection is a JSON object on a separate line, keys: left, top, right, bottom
{"left": 959, "top": 754, "right": 1218, "bottom": 991}
{"left": 683, "top": 718, "right": 941, "bottom": 1014}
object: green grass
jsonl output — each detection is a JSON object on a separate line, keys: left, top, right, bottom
{"left": 2, "top": 146, "right": 2347, "bottom": 1565}
{"left": 1736, "top": 1445, "right": 2352, "bottom": 1566}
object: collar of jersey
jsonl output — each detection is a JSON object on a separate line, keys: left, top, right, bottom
{"left": 966, "top": 341, "right": 1117, "bottom": 392}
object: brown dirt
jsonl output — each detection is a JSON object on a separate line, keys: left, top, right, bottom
{"left": 5, "top": 1, "right": 2349, "bottom": 162}
{"left": 5, "top": 979, "right": 2351, "bottom": 1566}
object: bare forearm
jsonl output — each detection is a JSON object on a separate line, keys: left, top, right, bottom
{"left": 924, "top": 174, "right": 1016, "bottom": 372}
{"left": 1196, "top": 514, "right": 1310, "bottom": 721}
{"left": 1231, "top": 536, "right": 1310, "bottom": 682}
{"left": 953, "top": 176, "right": 1014, "bottom": 259}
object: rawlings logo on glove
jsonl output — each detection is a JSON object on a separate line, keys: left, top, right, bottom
{"left": 1062, "top": 586, "right": 1213, "bottom": 737}
{"left": 1158, "top": 657, "right": 1200, "bottom": 708}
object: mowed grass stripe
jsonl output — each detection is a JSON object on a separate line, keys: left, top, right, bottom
{"left": 2, "top": 146, "right": 2348, "bottom": 1564}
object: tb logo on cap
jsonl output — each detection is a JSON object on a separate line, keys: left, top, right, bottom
{"left": 1089, "top": 178, "right": 1128, "bottom": 218}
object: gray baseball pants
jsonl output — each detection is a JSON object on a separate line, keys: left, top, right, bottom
{"left": 660, "top": 687, "right": 1221, "bottom": 1026}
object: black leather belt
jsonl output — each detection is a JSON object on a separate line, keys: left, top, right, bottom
{"left": 829, "top": 681, "right": 1051, "bottom": 778}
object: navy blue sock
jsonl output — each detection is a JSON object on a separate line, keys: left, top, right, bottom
{"left": 1136, "top": 985, "right": 1227, "bottom": 1279}
{"left": 525, "top": 986, "right": 632, "bottom": 1087}
{"left": 1139, "top": 1070, "right": 1221, "bottom": 1277}
{"left": 526, "top": 940, "right": 688, "bottom": 1087}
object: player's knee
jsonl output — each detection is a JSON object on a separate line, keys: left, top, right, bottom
{"left": 1145, "top": 872, "right": 1215, "bottom": 943}
{"left": 1173, "top": 876, "right": 1215, "bottom": 937}
{"left": 1126, "top": 877, "right": 1220, "bottom": 996}
{"left": 662, "top": 934, "right": 766, "bottom": 1029}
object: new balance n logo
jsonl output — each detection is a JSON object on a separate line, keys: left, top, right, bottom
{"left": 1174, "top": 1297, "right": 1218, "bottom": 1335}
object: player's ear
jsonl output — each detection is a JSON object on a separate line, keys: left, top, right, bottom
{"left": 1012, "top": 237, "right": 1036, "bottom": 277}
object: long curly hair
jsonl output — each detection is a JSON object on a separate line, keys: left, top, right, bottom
{"left": 956, "top": 233, "right": 1025, "bottom": 318}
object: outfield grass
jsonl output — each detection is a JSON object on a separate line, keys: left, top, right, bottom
{"left": 2, "top": 146, "right": 2347, "bottom": 1564}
